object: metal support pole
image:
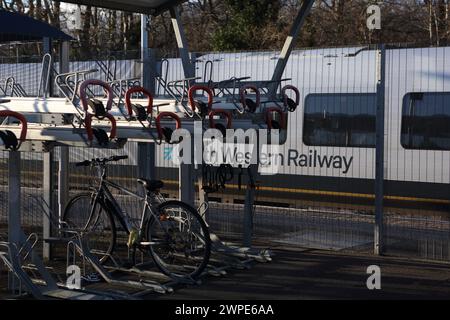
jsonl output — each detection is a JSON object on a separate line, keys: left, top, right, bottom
{"left": 179, "top": 164, "right": 195, "bottom": 207}
{"left": 268, "top": 0, "right": 315, "bottom": 96}
{"left": 43, "top": 151, "right": 54, "bottom": 260}
{"left": 179, "top": 141, "right": 195, "bottom": 208}
{"left": 57, "top": 41, "right": 70, "bottom": 222}
{"left": 243, "top": 164, "right": 258, "bottom": 248}
{"left": 58, "top": 147, "right": 69, "bottom": 224}
{"left": 59, "top": 41, "right": 70, "bottom": 75}
{"left": 169, "top": 6, "right": 195, "bottom": 79}
{"left": 8, "top": 151, "right": 21, "bottom": 245}
{"left": 374, "top": 44, "right": 386, "bottom": 255}
{"left": 138, "top": 142, "right": 155, "bottom": 180}
{"left": 141, "top": 14, "right": 157, "bottom": 94}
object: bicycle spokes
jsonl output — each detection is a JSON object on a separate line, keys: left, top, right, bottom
{"left": 144, "top": 202, "right": 210, "bottom": 279}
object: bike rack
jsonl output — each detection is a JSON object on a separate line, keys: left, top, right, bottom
{"left": 0, "top": 73, "right": 281, "bottom": 299}
{"left": 2, "top": 77, "right": 27, "bottom": 97}
{"left": 37, "top": 53, "right": 57, "bottom": 99}
{"left": 203, "top": 60, "right": 214, "bottom": 84}
{"left": 125, "top": 86, "right": 154, "bottom": 122}
{"left": 265, "top": 107, "right": 286, "bottom": 130}
{"left": 155, "top": 112, "right": 182, "bottom": 144}
{"left": 55, "top": 69, "right": 99, "bottom": 105}
{"left": 188, "top": 85, "right": 214, "bottom": 118}
{"left": 240, "top": 85, "right": 261, "bottom": 114}
{"left": 0, "top": 0, "right": 324, "bottom": 300}
{"left": 64, "top": 238, "right": 179, "bottom": 296}
{"left": 281, "top": 84, "right": 300, "bottom": 112}
{"left": 0, "top": 110, "right": 27, "bottom": 151}
{"left": 209, "top": 109, "right": 232, "bottom": 136}
{"left": 79, "top": 79, "right": 119, "bottom": 146}
{"left": 0, "top": 224, "right": 135, "bottom": 299}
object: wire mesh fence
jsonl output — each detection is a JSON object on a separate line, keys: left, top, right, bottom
{"left": 382, "top": 45, "right": 450, "bottom": 261}
{"left": 1, "top": 41, "right": 450, "bottom": 263}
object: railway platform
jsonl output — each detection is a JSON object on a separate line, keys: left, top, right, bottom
{"left": 2, "top": 244, "right": 449, "bottom": 300}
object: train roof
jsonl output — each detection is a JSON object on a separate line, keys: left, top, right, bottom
{"left": 197, "top": 47, "right": 369, "bottom": 62}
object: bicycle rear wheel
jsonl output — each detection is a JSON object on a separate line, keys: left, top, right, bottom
{"left": 63, "top": 193, "right": 116, "bottom": 263}
{"left": 144, "top": 200, "right": 211, "bottom": 279}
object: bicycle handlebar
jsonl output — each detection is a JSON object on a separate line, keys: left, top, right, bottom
{"left": 75, "top": 155, "right": 128, "bottom": 167}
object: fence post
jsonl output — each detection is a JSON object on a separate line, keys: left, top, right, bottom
{"left": 59, "top": 41, "right": 70, "bottom": 75}
{"left": 141, "top": 14, "right": 156, "bottom": 94}
{"left": 57, "top": 42, "right": 70, "bottom": 225}
{"left": 374, "top": 44, "right": 386, "bottom": 255}
{"left": 8, "top": 151, "right": 21, "bottom": 245}
{"left": 138, "top": 142, "right": 155, "bottom": 180}
{"left": 58, "top": 147, "right": 69, "bottom": 224}
{"left": 179, "top": 142, "right": 195, "bottom": 208}
{"left": 243, "top": 164, "right": 258, "bottom": 248}
{"left": 43, "top": 151, "right": 54, "bottom": 260}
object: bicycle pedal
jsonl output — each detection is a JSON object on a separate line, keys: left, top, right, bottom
{"left": 138, "top": 241, "right": 154, "bottom": 247}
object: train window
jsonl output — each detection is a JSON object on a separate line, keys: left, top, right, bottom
{"left": 401, "top": 92, "right": 450, "bottom": 150}
{"left": 303, "top": 93, "right": 377, "bottom": 148}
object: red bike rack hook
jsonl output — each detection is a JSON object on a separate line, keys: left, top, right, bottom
{"left": 156, "top": 112, "right": 182, "bottom": 143}
{"left": 240, "top": 85, "right": 260, "bottom": 113}
{"left": 281, "top": 85, "right": 300, "bottom": 112}
{"left": 85, "top": 113, "right": 117, "bottom": 142}
{"left": 209, "top": 109, "right": 232, "bottom": 130}
{"left": 265, "top": 107, "right": 286, "bottom": 130}
{"left": 79, "top": 79, "right": 114, "bottom": 114}
{"left": 79, "top": 79, "right": 117, "bottom": 143}
{"left": 125, "top": 86, "right": 153, "bottom": 119}
{"left": 188, "top": 85, "right": 214, "bottom": 115}
{"left": 0, "top": 110, "right": 27, "bottom": 145}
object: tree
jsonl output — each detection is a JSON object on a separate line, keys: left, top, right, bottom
{"left": 211, "top": 0, "right": 281, "bottom": 51}
{"left": 2, "top": 0, "right": 450, "bottom": 58}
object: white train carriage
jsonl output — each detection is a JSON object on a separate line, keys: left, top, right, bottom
{"left": 156, "top": 46, "right": 450, "bottom": 212}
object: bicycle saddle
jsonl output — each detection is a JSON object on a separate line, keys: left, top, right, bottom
{"left": 137, "top": 178, "right": 164, "bottom": 192}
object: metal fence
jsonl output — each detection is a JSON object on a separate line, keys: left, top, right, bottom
{"left": 1, "top": 43, "right": 450, "bottom": 263}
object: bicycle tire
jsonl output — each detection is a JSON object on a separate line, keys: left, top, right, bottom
{"left": 63, "top": 193, "right": 116, "bottom": 263}
{"left": 144, "top": 200, "right": 211, "bottom": 279}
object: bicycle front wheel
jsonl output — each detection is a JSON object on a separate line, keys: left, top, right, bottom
{"left": 63, "top": 193, "right": 116, "bottom": 263}
{"left": 145, "top": 200, "right": 211, "bottom": 279}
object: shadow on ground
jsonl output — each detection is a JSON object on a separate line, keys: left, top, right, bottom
{"left": 149, "top": 245, "right": 450, "bottom": 300}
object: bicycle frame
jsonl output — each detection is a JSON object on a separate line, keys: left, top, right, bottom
{"left": 86, "top": 165, "right": 163, "bottom": 241}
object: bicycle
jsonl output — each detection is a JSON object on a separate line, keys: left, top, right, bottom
{"left": 62, "top": 155, "right": 211, "bottom": 280}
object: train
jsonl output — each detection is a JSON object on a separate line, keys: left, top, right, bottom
{"left": 3, "top": 45, "right": 450, "bottom": 216}
{"left": 153, "top": 45, "right": 450, "bottom": 215}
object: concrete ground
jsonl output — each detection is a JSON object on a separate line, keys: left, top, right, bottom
{"left": 1, "top": 243, "right": 450, "bottom": 300}
{"left": 150, "top": 244, "right": 450, "bottom": 300}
